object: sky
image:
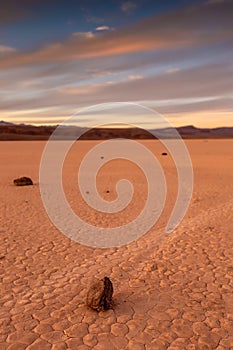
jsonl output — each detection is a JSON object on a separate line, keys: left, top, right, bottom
{"left": 0, "top": 0, "right": 233, "bottom": 128}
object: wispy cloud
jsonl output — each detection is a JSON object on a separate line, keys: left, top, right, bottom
{"left": 1, "top": 62, "right": 232, "bottom": 110}
{"left": 0, "top": 1, "right": 232, "bottom": 127}
{"left": 72, "top": 31, "right": 95, "bottom": 39}
{"left": 128, "top": 74, "right": 143, "bottom": 80}
{"left": 0, "top": 1, "right": 232, "bottom": 69}
{"left": 121, "top": 1, "right": 138, "bottom": 13}
{"left": 0, "top": 45, "right": 16, "bottom": 55}
{"left": 165, "top": 68, "right": 180, "bottom": 74}
{"left": 58, "top": 84, "right": 99, "bottom": 95}
{"left": 85, "top": 14, "right": 104, "bottom": 24}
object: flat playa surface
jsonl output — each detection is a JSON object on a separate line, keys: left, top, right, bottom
{"left": 0, "top": 139, "right": 233, "bottom": 350}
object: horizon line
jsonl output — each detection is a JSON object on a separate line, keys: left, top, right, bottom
{"left": 1, "top": 120, "right": 233, "bottom": 130}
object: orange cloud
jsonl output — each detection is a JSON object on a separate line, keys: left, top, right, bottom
{"left": 0, "top": 33, "right": 183, "bottom": 69}
{"left": 0, "top": 1, "right": 232, "bottom": 69}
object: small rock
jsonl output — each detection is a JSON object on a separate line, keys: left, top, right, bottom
{"left": 162, "top": 152, "right": 167, "bottom": 156}
{"left": 86, "top": 276, "right": 113, "bottom": 312}
{"left": 13, "top": 177, "right": 33, "bottom": 186}
{"left": 150, "top": 263, "right": 158, "bottom": 271}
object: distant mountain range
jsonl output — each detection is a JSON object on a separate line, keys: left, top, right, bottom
{"left": 0, "top": 121, "right": 233, "bottom": 140}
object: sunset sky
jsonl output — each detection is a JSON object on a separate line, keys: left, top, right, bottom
{"left": 0, "top": 0, "right": 232, "bottom": 128}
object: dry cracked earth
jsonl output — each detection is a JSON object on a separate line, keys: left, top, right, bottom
{"left": 0, "top": 140, "right": 233, "bottom": 349}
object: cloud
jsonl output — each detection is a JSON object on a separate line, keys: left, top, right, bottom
{"left": 0, "top": 1, "right": 232, "bottom": 69}
{"left": 58, "top": 84, "right": 99, "bottom": 95}
{"left": 121, "top": 1, "right": 138, "bottom": 13}
{"left": 128, "top": 74, "right": 143, "bottom": 80}
{"left": 94, "top": 62, "right": 233, "bottom": 101}
{"left": 72, "top": 31, "right": 95, "bottom": 39}
{"left": 165, "top": 68, "right": 180, "bottom": 74}
{"left": 85, "top": 15, "right": 104, "bottom": 24}
{"left": 0, "top": 1, "right": 232, "bottom": 127}
{"left": 1, "top": 62, "right": 232, "bottom": 112}
{"left": 95, "top": 26, "right": 111, "bottom": 31}
{"left": 0, "top": 45, "right": 16, "bottom": 55}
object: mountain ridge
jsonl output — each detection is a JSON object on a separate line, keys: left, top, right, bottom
{"left": 0, "top": 121, "right": 232, "bottom": 140}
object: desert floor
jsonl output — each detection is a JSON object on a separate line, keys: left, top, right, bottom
{"left": 0, "top": 139, "right": 233, "bottom": 350}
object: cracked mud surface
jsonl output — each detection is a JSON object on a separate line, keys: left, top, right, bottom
{"left": 0, "top": 140, "right": 233, "bottom": 349}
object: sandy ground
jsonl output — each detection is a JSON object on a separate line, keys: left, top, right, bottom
{"left": 0, "top": 139, "right": 233, "bottom": 350}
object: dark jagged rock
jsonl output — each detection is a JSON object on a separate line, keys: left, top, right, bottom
{"left": 162, "top": 152, "right": 167, "bottom": 156}
{"left": 86, "top": 276, "right": 113, "bottom": 312}
{"left": 13, "top": 177, "right": 33, "bottom": 186}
